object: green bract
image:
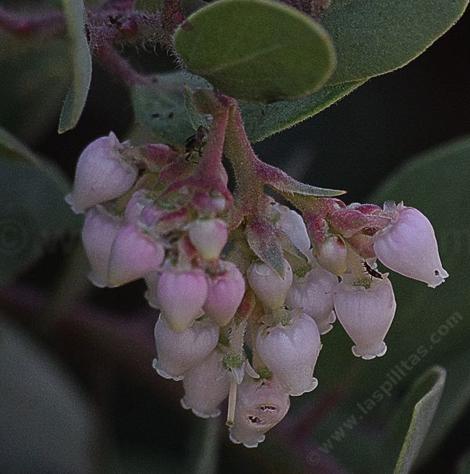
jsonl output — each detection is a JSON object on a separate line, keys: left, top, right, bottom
{"left": 174, "top": 0, "right": 336, "bottom": 102}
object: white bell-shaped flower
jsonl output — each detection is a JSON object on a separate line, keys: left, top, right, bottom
{"left": 373, "top": 203, "right": 448, "bottom": 288}
{"left": 153, "top": 317, "right": 219, "bottom": 381}
{"left": 229, "top": 377, "right": 290, "bottom": 448}
{"left": 157, "top": 269, "right": 208, "bottom": 331}
{"left": 286, "top": 266, "right": 338, "bottom": 334}
{"left": 108, "top": 224, "right": 164, "bottom": 287}
{"left": 256, "top": 312, "right": 321, "bottom": 396}
{"left": 66, "top": 133, "right": 137, "bottom": 213}
{"left": 188, "top": 218, "right": 228, "bottom": 260}
{"left": 81, "top": 206, "right": 121, "bottom": 288}
{"left": 247, "top": 260, "right": 293, "bottom": 310}
{"left": 204, "top": 262, "right": 246, "bottom": 326}
{"left": 334, "top": 275, "right": 396, "bottom": 360}
{"left": 181, "top": 350, "right": 230, "bottom": 418}
{"left": 275, "top": 204, "right": 311, "bottom": 259}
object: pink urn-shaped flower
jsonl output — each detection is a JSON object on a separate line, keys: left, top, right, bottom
{"left": 286, "top": 266, "right": 338, "bottom": 334}
{"left": 334, "top": 275, "right": 396, "bottom": 360}
{"left": 153, "top": 317, "right": 219, "bottom": 381}
{"left": 204, "top": 262, "right": 246, "bottom": 326}
{"left": 81, "top": 206, "right": 121, "bottom": 288}
{"left": 108, "top": 224, "right": 164, "bottom": 287}
{"left": 373, "top": 203, "right": 448, "bottom": 288}
{"left": 157, "top": 268, "right": 208, "bottom": 331}
{"left": 256, "top": 312, "right": 321, "bottom": 396}
{"left": 229, "top": 377, "right": 290, "bottom": 448}
{"left": 247, "top": 260, "right": 293, "bottom": 310}
{"left": 66, "top": 133, "right": 137, "bottom": 213}
{"left": 181, "top": 350, "right": 231, "bottom": 418}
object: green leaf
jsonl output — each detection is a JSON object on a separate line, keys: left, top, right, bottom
{"left": 390, "top": 366, "right": 446, "bottom": 474}
{"left": 133, "top": 71, "right": 364, "bottom": 145}
{"left": 323, "top": 0, "right": 469, "bottom": 84}
{"left": 242, "top": 80, "right": 365, "bottom": 142}
{"left": 58, "top": 0, "right": 92, "bottom": 133}
{"left": 0, "top": 317, "right": 96, "bottom": 473}
{"left": 0, "top": 34, "right": 69, "bottom": 141}
{"left": 174, "top": 0, "right": 336, "bottom": 102}
{"left": 132, "top": 73, "right": 208, "bottom": 147}
{"left": 0, "top": 128, "right": 81, "bottom": 284}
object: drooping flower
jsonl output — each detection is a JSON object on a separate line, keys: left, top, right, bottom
{"left": 181, "top": 349, "right": 231, "bottom": 418}
{"left": 316, "top": 235, "right": 348, "bottom": 276}
{"left": 275, "top": 204, "right": 312, "bottom": 259}
{"left": 66, "top": 133, "right": 137, "bottom": 213}
{"left": 334, "top": 275, "right": 396, "bottom": 360}
{"left": 286, "top": 265, "right": 338, "bottom": 334}
{"left": 153, "top": 317, "right": 219, "bottom": 380}
{"left": 157, "top": 269, "right": 208, "bottom": 331}
{"left": 229, "top": 377, "right": 290, "bottom": 448}
{"left": 188, "top": 218, "right": 228, "bottom": 260}
{"left": 247, "top": 260, "right": 293, "bottom": 310}
{"left": 81, "top": 206, "right": 121, "bottom": 288}
{"left": 373, "top": 203, "right": 448, "bottom": 288}
{"left": 204, "top": 261, "right": 246, "bottom": 326}
{"left": 108, "top": 224, "right": 164, "bottom": 287}
{"left": 256, "top": 312, "right": 321, "bottom": 396}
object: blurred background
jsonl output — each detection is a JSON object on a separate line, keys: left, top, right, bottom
{"left": 0, "top": 1, "right": 470, "bottom": 473}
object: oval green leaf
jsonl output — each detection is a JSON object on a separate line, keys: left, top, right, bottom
{"left": 58, "top": 0, "right": 92, "bottom": 134}
{"left": 174, "top": 0, "right": 336, "bottom": 102}
{"left": 323, "top": 0, "right": 469, "bottom": 84}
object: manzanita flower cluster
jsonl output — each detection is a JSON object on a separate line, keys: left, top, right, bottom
{"left": 67, "top": 97, "right": 448, "bottom": 448}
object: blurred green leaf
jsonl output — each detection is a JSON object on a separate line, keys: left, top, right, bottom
{"left": 174, "top": 0, "right": 336, "bottom": 102}
{"left": 132, "top": 73, "right": 208, "bottom": 147}
{"left": 0, "top": 34, "right": 69, "bottom": 141}
{"left": 389, "top": 366, "right": 446, "bottom": 474}
{"left": 58, "top": 0, "right": 92, "bottom": 133}
{"left": 323, "top": 0, "right": 469, "bottom": 84}
{"left": 133, "top": 72, "right": 364, "bottom": 145}
{"left": 0, "top": 317, "right": 96, "bottom": 473}
{"left": 418, "top": 349, "right": 470, "bottom": 463}
{"left": 0, "top": 128, "right": 81, "bottom": 285}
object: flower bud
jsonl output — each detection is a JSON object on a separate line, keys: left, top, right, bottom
{"left": 82, "top": 206, "right": 121, "bottom": 288}
{"left": 316, "top": 235, "right": 348, "bottom": 276}
{"left": 181, "top": 350, "right": 230, "bottom": 418}
{"left": 108, "top": 224, "right": 164, "bottom": 287}
{"left": 67, "top": 133, "right": 137, "bottom": 213}
{"left": 188, "top": 218, "right": 228, "bottom": 260}
{"left": 204, "top": 262, "right": 246, "bottom": 326}
{"left": 157, "top": 269, "right": 208, "bottom": 331}
{"left": 229, "top": 377, "right": 290, "bottom": 448}
{"left": 247, "top": 260, "right": 293, "bottom": 310}
{"left": 124, "top": 190, "right": 154, "bottom": 223}
{"left": 276, "top": 205, "right": 311, "bottom": 259}
{"left": 256, "top": 313, "right": 321, "bottom": 396}
{"left": 153, "top": 317, "right": 219, "bottom": 380}
{"left": 334, "top": 276, "right": 396, "bottom": 360}
{"left": 286, "top": 266, "right": 338, "bottom": 334}
{"left": 373, "top": 203, "right": 448, "bottom": 288}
